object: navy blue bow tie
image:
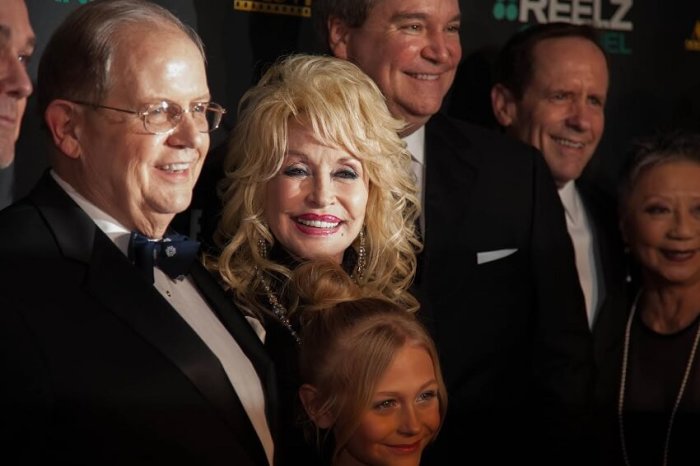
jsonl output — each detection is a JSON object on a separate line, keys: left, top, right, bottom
{"left": 128, "top": 231, "right": 201, "bottom": 283}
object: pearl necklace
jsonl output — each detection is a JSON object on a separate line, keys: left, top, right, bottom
{"left": 617, "top": 292, "right": 700, "bottom": 466}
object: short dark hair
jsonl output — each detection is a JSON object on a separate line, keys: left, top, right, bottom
{"left": 619, "top": 130, "right": 700, "bottom": 211}
{"left": 37, "top": 0, "right": 204, "bottom": 118}
{"left": 313, "top": 0, "right": 377, "bottom": 52}
{"left": 493, "top": 22, "right": 607, "bottom": 100}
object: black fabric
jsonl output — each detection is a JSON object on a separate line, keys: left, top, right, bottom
{"left": 415, "top": 114, "right": 594, "bottom": 465}
{"left": 260, "top": 241, "right": 351, "bottom": 466}
{"left": 576, "top": 178, "right": 634, "bottom": 464}
{"left": 0, "top": 172, "right": 274, "bottom": 466}
{"left": 617, "top": 312, "right": 700, "bottom": 466}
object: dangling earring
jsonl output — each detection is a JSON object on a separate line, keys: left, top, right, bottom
{"left": 354, "top": 227, "right": 367, "bottom": 282}
{"left": 624, "top": 246, "right": 632, "bottom": 284}
{"left": 257, "top": 237, "right": 268, "bottom": 259}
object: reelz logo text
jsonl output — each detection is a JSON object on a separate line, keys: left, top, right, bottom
{"left": 495, "top": 0, "right": 634, "bottom": 55}
{"left": 519, "top": 0, "right": 632, "bottom": 31}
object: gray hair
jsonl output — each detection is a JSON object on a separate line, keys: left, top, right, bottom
{"left": 37, "top": 0, "right": 204, "bottom": 117}
{"left": 619, "top": 130, "right": 700, "bottom": 213}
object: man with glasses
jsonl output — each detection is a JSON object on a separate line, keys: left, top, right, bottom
{"left": 0, "top": 2, "right": 274, "bottom": 465}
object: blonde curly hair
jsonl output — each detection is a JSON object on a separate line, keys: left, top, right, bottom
{"left": 208, "top": 54, "right": 421, "bottom": 319}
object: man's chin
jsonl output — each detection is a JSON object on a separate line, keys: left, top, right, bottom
{"left": 0, "top": 144, "right": 15, "bottom": 169}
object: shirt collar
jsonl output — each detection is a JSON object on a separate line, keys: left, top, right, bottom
{"left": 558, "top": 180, "right": 581, "bottom": 224}
{"left": 50, "top": 170, "right": 131, "bottom": 256}
{"left": 403, "top": 126, "right": 425, "bottom": 165}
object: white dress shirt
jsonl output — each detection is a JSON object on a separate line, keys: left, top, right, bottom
{"left": 559, "top": 181, "right": 600, "bottom": 329}
{"left": 51, "top": 171, "right": 274, "bottom": 466}
{"left": 404, "top": 126, "right": 426, "bottom": 234}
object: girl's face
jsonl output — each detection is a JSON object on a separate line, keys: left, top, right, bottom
{"left": 338, "top": 343, "right": 441, "bottom": 466}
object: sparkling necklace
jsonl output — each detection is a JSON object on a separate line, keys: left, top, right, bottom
{"left": 253, "top": 233, "right": 366, "bottom": 347}
{"left": 255, "top": 267, "right": 301, "bottom": 346}
{"left": 617, "top": 292, "right": 700, "bottom": 466}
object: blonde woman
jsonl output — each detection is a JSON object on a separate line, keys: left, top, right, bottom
{"left": 209, "top": 54, "right": 420, "bottom": 464}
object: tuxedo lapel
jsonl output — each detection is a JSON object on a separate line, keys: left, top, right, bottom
{"left": 29, "top": 173, "right": 96, "bottom": 263}
{"left": 422, "top": 115, "right": 479, "bottom": 269}
{"left": 30, "top": 174, "right": 268, "bottom": 465}
{"left": 190, "top": 263, "right": 279, "bottom": 435}
{"left": 576, "top": 181, "right": 624, "bottom": 329}
{"left": 424, "top": 115, "right": 479, "bottom": 239}
{"left": 415, "top": 116, "right": 480, "bottom": 329}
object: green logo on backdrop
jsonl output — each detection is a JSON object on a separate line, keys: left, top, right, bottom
{"left": 493, "top": 0, "right": 519, "bottom": 21}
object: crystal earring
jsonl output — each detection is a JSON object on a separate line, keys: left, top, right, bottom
{"left": 257, "top": 237, "right": 268, "bottom": 259}
{"left": 354, "top": 227, "right": 367, "bottom": 281}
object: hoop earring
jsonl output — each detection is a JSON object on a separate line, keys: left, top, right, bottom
{"left": 354, "top": 227, "right": 367, "bottom": 282}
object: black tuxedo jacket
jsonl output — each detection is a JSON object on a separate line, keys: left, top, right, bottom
{"left": 416, "top": 114, "right": 594, "bottom": 464}
{"left": 577, "top": 180, "right": 632, "bottom": 462}
{"left": 577, "top": 180, "right": 628, "bottom": 385}
{"left": 0, "top": 174, "right": 276, "bottom": 466}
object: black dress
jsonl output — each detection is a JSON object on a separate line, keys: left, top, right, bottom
{"left": 261, "top": 244, "right": 356, "bottom": 465}
{"left": 616, "top": 311, "right": 700, "bottom": 465}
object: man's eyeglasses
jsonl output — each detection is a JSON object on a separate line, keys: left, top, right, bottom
{"left": 70, "top": 100, "right": 227, "bottom": 135}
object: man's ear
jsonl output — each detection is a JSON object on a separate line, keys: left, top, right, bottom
{"left": 299, "top": 384, "right": 334, "bottom": 429}
{"left": 490, "top": 83, "right": 518, "bottom": 127}
{"left": 44, "top": 100, "right": 83, "bottom": 159}
{"left": 328, "top": 16, "right": 351, "bottom": 59}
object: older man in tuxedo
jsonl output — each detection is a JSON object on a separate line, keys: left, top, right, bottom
{"left": 316, "top": 0, "right": 594, "bottom": 464}
{"left": 0, "top": 1, "right": 275, "bottom": 465}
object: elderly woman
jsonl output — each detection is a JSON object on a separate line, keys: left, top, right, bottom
{"left": 293, "top": 260, "right": 447, "bottom": 466}
{"left": 209, "top": 54, "right": 420, "bottom": 464}
{"left": 615, "top": 130, "right": 700, "bottom": 466}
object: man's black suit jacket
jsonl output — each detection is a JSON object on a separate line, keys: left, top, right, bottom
{"left": 417, "top": 114, "right": 594, "bottom": 464}
{"left": 577, "top": 180, "right": 628, "bottom": 390}
{"left": 577, "top": 180, "right": 631, "bottom": 462}
{"left": 0, "top": 174, "right": 276, "bottom": 466}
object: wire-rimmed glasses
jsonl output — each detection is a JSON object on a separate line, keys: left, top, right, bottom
{"left": 70, "top": 99, "right": 226, "bottom": 134}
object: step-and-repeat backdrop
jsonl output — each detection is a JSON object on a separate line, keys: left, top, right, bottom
{"left": 14, "top": 0, "right": 700, "bottom": 199}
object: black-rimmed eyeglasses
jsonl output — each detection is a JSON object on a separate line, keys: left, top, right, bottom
{"left": 70, "top": 99, "right": 227, "bottom": 135}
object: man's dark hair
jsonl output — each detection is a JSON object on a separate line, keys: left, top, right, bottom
{"left": 313, "top": 0, "right": 377, "bottom": 52}
{"left": 493, "top": 22, "right": 607, "bottom": 100}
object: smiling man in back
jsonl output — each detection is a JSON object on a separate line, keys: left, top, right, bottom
{"left": 491, "top": 23, "right": 630, "bottom": 454}
{"left": 316, "top": 0, "right": 593, "bottom": 463}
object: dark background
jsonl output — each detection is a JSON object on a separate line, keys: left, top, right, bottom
{"left": 10, "top": 0, "right": 700, "bottom": 202}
